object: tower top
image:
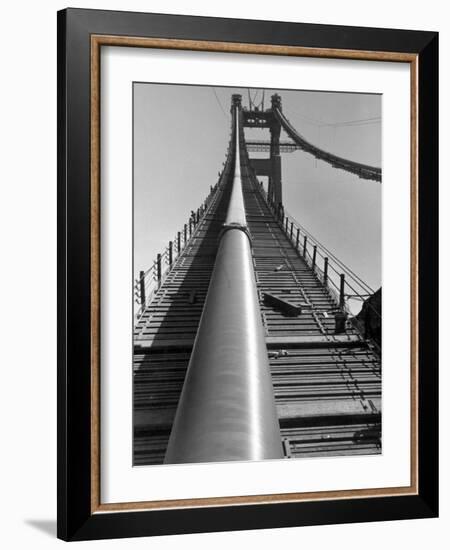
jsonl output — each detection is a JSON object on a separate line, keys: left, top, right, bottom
{"left": 231, "top": 94, "right": 242, "bottom": 109}
{"left": 271, "top": 93, "right": 282, "bottom": 110}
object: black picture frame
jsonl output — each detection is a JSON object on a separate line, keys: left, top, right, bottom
{"left": 57, "top": 7, "right": 438, "bottom": 541}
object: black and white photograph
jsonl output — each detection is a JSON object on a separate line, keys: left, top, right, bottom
{"left": 0, "top": 0, "right": 443, "bottom": 546}
{"left": 133, "top": 83, "right": 382, "bottom": 466}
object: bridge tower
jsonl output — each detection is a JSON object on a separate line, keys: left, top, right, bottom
{"left": 242, "top": 94, "right": 283, "bottom": 206}
{"left": 133, "top": 94, "right": 381, "bottom": 465}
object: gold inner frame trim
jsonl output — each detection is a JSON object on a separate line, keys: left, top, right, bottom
{"left": 90, "top": 34, "right": 419, "bottom": 514}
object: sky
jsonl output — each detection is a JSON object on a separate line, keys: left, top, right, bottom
{"left": 133, "top": 83, "right": 381, "bottom": 297}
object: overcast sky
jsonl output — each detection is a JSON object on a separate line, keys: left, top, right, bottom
{"left": 133, "top": 83, "right": 381, "bottom": 295}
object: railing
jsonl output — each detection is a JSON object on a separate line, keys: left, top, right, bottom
{"left": 257, "top": 186, "right": 381, "bottom": 322}
{"left": 238, "top": 110, "right": 380, "bottom": 321}
{"left": 134, "top": 180, "right": 221, "bottom": 321}
{"left": 134, "top": 106, "right": 236, "bottom": 324}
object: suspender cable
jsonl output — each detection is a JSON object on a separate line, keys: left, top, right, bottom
{"left": 164, "top": 95, "right": 283, "bottom": 464}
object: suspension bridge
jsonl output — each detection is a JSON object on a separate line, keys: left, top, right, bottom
{"left": 133, "top": 93, "right": 382, "bottom": 465}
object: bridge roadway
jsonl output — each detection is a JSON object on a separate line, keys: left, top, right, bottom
{"left": 133, "top": 124, "right": 381, "bottom": 465}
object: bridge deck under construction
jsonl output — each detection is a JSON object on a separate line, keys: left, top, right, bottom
{"left": 133, "top": 127, "right": 381, "bottom": 465}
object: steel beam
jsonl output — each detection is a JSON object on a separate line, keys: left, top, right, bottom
{"left": 263, "top": 292, "right": 302, "bottom": 316}
{"left": 246, "top": 140, "right": 297, "bottom": 153}
{"left": 270, "top": 94, "right": 283, "bottom": 205}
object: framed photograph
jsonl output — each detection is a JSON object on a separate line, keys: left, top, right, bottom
{"left": 57, "top": 8, "right": 438, "bottom": 541}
